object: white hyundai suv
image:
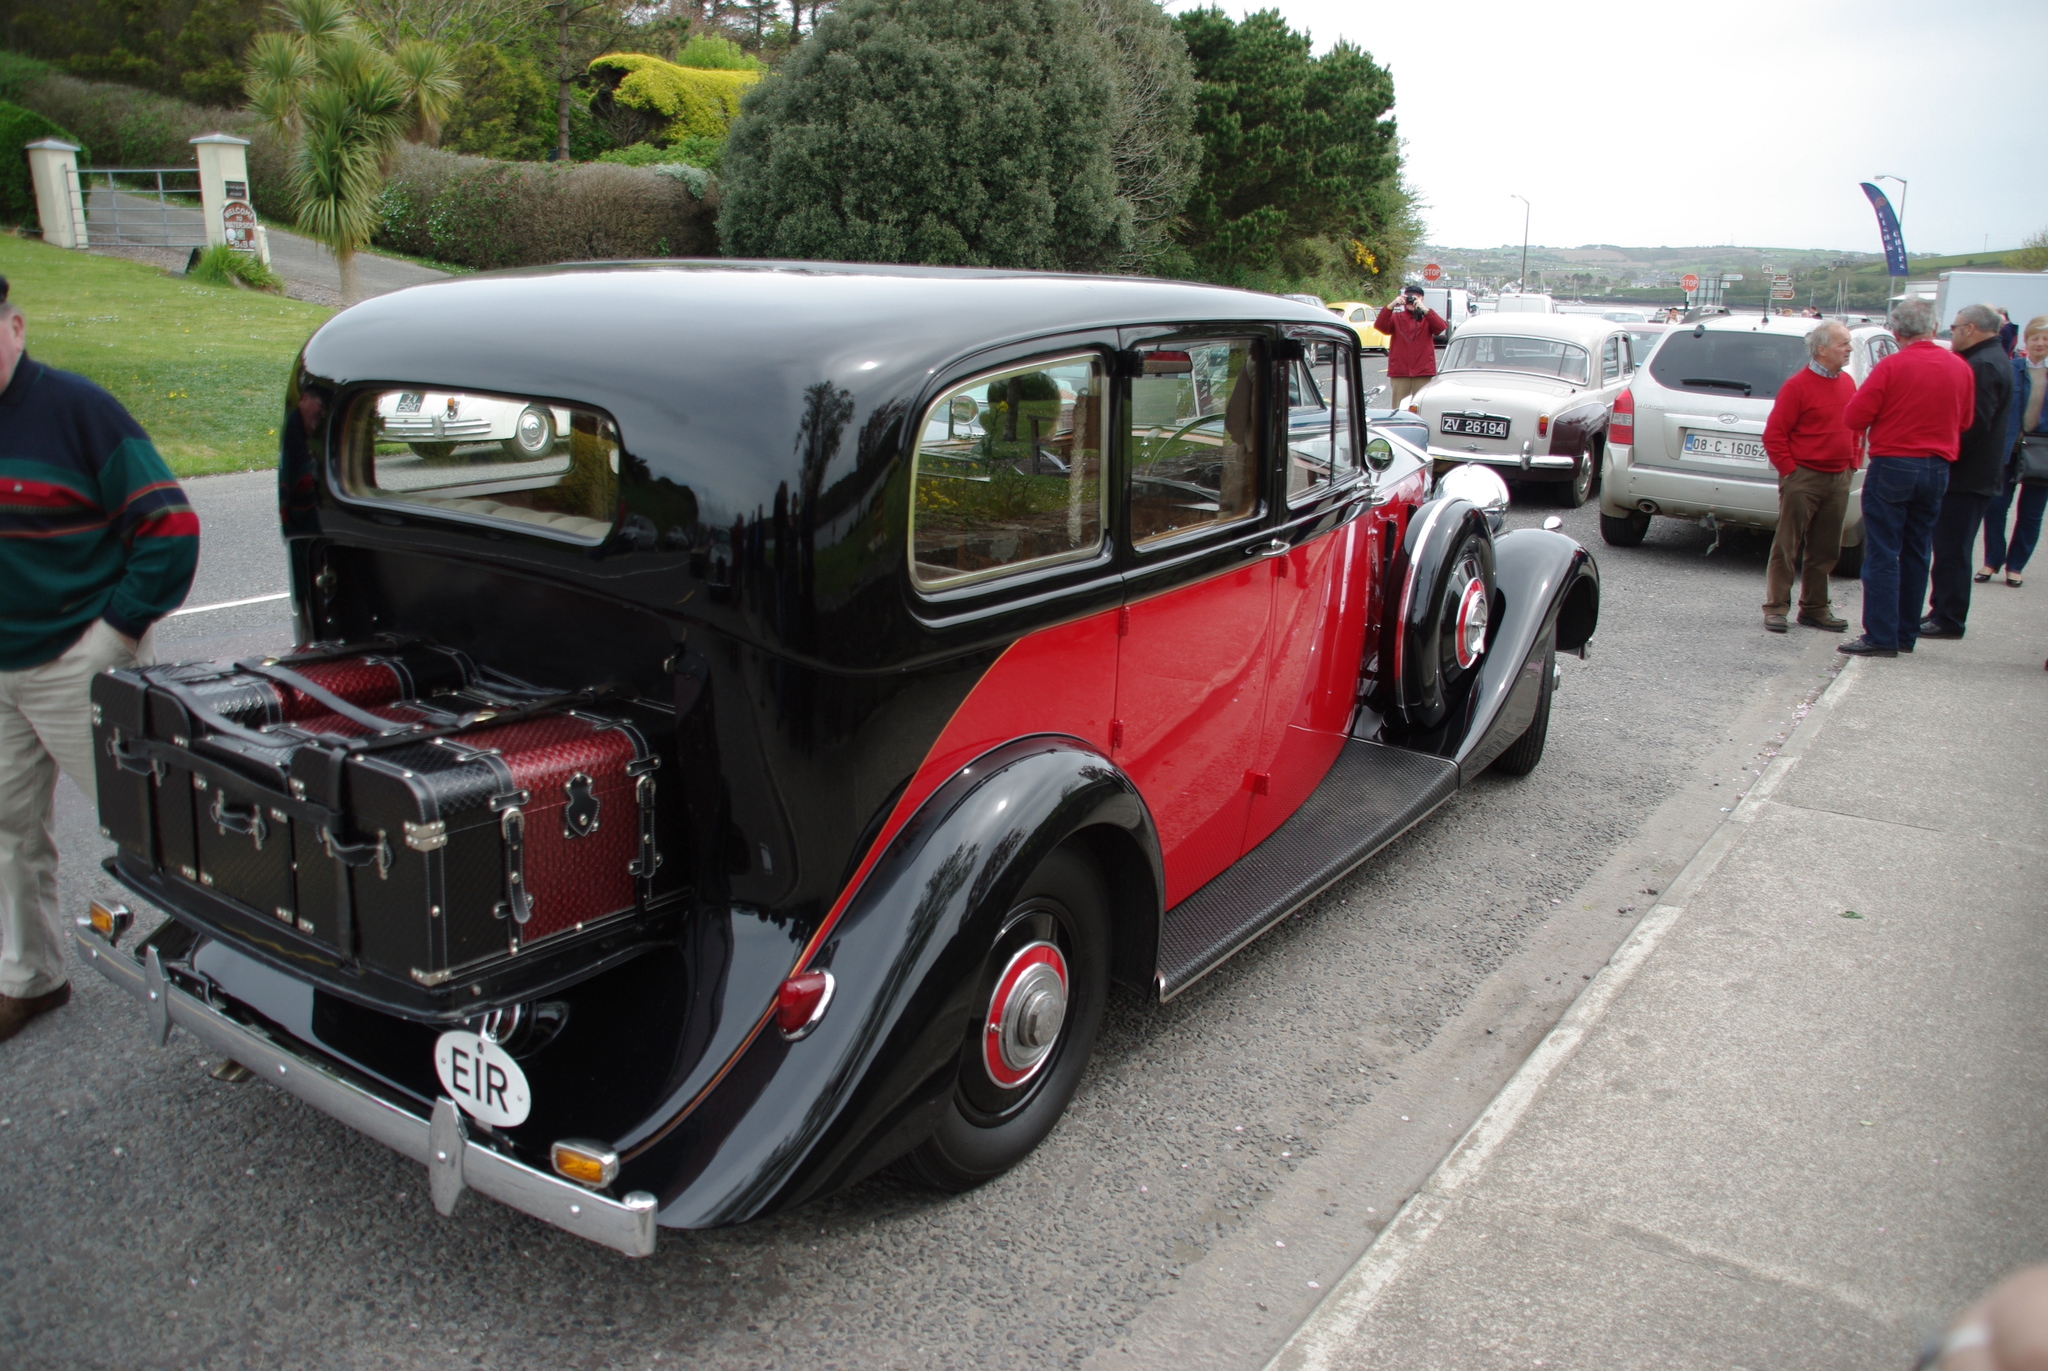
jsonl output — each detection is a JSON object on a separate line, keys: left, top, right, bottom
{"left": 1600, "top": 314, "right": 1896, "bottom": 574}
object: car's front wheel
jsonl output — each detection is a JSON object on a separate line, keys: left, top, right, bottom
{"left": 900, "top": 844, "right": 1110, "bottom": 1191}
{"left": 502, "top": 405, "right": 555, "bottom": 460}
{"left": 1832, "top": 538, "right": 1864, "bottom": 578}
{"left": 1492, "top": 645, "right": 1555, "bottom": 776}
{"left": 1599, "top": 509, "right": 1650, "bottom": 546}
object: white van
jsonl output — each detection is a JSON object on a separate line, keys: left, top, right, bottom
{"left": 1494, "top": 293, "right": 1555, "bottom": 315}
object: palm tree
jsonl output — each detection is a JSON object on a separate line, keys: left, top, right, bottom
{"left": 244, "top": 0, "right": 457, "bottom": 303}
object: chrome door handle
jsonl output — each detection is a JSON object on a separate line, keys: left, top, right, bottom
{"left": 1246, "top": 539, "right": 1289, "bottom": 558}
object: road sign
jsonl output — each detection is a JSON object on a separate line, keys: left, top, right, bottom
{"left": 1680, "top": 273, "right": 1700, "bottom": 291}
{"left": 1423, "top": 263, "right": 1442, "bottom": 282}
{"left": 1723, "top": 274, "right": 1744, "bottom": 282}
{"left": 1771, "top": 288, "right": 1796, "bottom": 300}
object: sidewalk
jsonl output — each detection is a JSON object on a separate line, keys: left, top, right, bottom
{"left": 90, "top": 223, "right": 446, "bottom": 306}
{"left": 1272, "top": 584, "right": 2048, "bottom": 1369}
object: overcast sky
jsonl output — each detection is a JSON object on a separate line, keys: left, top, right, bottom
{"left": 1166, "top": 0, "right": 2046, "bottom": 257}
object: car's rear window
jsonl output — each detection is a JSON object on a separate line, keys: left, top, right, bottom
{"left": 1648, "top": 329, "right": 1809, "bottom": 401}
{"left": 1442, "top": 334, "right": 1590, "bottom": 385}
{"left": 340, "top": 388, "right": 620, "bottom": 544}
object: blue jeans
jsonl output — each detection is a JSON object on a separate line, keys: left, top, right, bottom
{"left": 1859, "top": 456, "right": 1948, "bottom": 648}
{"left": 1983, "top": 462, "right": 2048, "bottom": 574}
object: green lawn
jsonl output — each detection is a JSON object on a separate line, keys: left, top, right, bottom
{"left": 0, "top": 234, "right": 333, "bottom": 476}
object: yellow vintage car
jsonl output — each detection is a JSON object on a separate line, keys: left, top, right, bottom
{"left": 1326, "top": 300, "right": 1390, "bottom": 353}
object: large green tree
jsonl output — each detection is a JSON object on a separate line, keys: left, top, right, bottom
{"left": 718, "top": 0, "right": 1129, "bottom": 271}
{"left": 1168, "top": 7, "right": 1407, "bottom": 289}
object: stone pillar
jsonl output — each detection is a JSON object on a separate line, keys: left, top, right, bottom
{"left": 24, "top": 139, "right": 86, "bottom": 249}
{"left": 190, "top": 133, "right": 254, "bottom": 251}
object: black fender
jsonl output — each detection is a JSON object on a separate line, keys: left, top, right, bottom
{"left": 614, "top": 736, "right": 1161, "bottom": 1227}
{"left": 1546, "top": 400, "right": 1609, "bottom": 466}
{"left": 1377, "top": 497, "right": 1495, "bottom": 731}
{"left": 1451, "top": 528, "right": 1599, "bottom": 775}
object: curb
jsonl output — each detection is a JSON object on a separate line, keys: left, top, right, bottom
{"left": 1263, "top": 656, "right": 1867, "bottom": 1371}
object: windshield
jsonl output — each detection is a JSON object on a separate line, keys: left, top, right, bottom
{"left": 1648, "top": 329, "right": 1809, "bottom": 400}
{"left": 1442, "top": 334, "right": 1590, "bottom": 385}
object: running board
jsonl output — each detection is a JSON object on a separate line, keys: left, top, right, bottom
{"left": 1155, "top": 741, "right": 1459, "bottom": 1000}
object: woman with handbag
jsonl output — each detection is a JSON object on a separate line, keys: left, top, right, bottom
{"left": 1982, "top": 315, "right": 2048, "bottom": 587}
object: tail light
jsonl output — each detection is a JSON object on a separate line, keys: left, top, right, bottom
{"left": 1536, "top": 414, "right": 1550, "bottom": 438}
{"left": 1611, "top": 388, "right": 1635, "bottom": 444}
{"left": 776, "top": 969, "right": 835, "bottom": 1040}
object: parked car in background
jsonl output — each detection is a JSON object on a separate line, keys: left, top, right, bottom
{"left": 77, "top": 264, "right": 1598, "bottom": 1257}
{"left": 1494, "top": 294, "right": 1556, "bottom": 315}
{"left": 1623, "top": 320, "right": 1674, "bottom": 368}
{"left": 376, "top": 390, "right": 572, "bottom": 462}
{"left": 1413, "top": 313, "right": 1643, "bottom": 507}
{"left": 1599, "top": 314, "right": 1896, "bottom": 570}
{"left": 1327, "top": 300, "right": 1390, "bottom": 352}
{"left": 1419, "top": 287, "right": 1473, "bottom": 345}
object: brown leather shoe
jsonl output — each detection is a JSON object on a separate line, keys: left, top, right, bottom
{"left": 1797, "top": 609, "right": 1848, "bottom": 631}
{"left": 0, "top": 982, "right": 72, "bottom": 1043}
{"left": 1763, "top": 613, "right": 1788, "bottom": 633}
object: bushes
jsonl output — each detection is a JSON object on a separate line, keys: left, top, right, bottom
{"left": 586, "top": 54, "right": 758, "bottom": 145}
{"left": 0, "top": 99, "right": 86, "bottom": 224}
{"left": 186, "top": 242, "right": 284, "bottom": 291}
{"left": 374, "top": 142, "right": 718, "bottom": 270}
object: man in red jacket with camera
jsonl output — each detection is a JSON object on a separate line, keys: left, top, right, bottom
{"left": 1375, "top": 284, "right": 1448, "bottom": 408}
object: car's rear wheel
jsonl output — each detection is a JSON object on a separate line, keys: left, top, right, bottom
{"left": 1492, "top": 645, "right": 1555, "bottom": 776}
{"left": 408, "top": 441, "right": 458, "bottom": 461}
{"left": 1599, "top": 509, "right": 1650, "bottom": 547}
{"left": 1832, "top": 539, "right": 1864, "bottom": 578}
{"left": 899, "top": 844, "right": 1110, "bottom": 1192}
{"left": 502, "top": 405, "right": 555, "bottom": 460}
{"left": 1558, "top": 446, "right": 1595, "bottom": 508}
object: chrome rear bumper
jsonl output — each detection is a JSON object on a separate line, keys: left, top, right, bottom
{"left": 71, "top": 922, "right": 659, "bottom": 1257}
{"left": 1427, "top": 445, "right": 1576, "bottom": 472}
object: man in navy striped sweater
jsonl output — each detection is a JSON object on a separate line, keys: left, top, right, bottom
{"left": 0, "top": 273, "right": 197, "bottom": 1042}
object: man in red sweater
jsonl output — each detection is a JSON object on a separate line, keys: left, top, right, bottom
{"left": 1759, "top": 321, "right": 1858, "bottom": 633}
{"left": 1837, "top": 298, "right": 1976, "bottom": 656}
{"left": 1375, "top": 284, "right": 1448, "bottom": 408}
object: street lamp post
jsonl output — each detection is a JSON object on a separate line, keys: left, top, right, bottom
{"left": 1511, "top": 194, "right": 1530, "bottom": 294}
{"left": 1873, "top": 173, "right": 1908, "bottom": 300}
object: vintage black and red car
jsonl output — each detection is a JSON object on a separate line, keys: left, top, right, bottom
{"left": 74, "top": 263, "right": 1599, "bottom": 1256}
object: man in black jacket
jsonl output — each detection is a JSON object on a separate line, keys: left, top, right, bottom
{"left": 1921, "top": 304, "right": 2015, "bottom": 638}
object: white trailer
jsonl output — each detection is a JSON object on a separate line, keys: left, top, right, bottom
{"left": 1934, "top": 270, "right": 2048, "bottom": 337}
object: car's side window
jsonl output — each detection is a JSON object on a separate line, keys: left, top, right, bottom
{"left": 1129, "top": 340, "right": 1261, "bottom": 545}
{"left": 1288, "top": 347, "right": 1359, "bottom": 504}
{"left": 909, "top": 352, "right": 1106, "bottom": 589}
{"left": 1601, "top": 336, "right": 1622, "bottom": 383}
{"left": 1349, "top": 307, "right": 1368, "bottom": 323}
{"left": 1870, "top": 335, "right": 1897, "bottom": 365}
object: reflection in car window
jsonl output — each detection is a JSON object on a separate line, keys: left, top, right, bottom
{"left": 1289, "top": 350, "right": 1359, "bottom": 503}
{"left": 1601, "top": 337, "right": 1621, "bottom": 382}
{"left": 341, "top": 389, "right": 619, "bottom": 543}
{"left": 1869, "top": 335, "right": 1898, "bottom": 364}
{"left": 1129, "top": 340, "right": 1260, "bottom": 545}
{"left": 910, "top": 353, "right": 1105, "bottom": 588}
{"left": 1627, "top": 330, "right": 1663, "bottom": 366}
{"left": 1441, "top": 334, "right": 1591, "bottom": 385}
{"left": 1648, "top": 330, "right": 1809, "bottom": 400}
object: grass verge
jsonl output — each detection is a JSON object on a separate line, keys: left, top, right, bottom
{"left": 0, "top": 233, "right": 332, "bottom": 477}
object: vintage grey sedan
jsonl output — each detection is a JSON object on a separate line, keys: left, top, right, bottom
{"left": 1413, "top": 314, "right": 1642, "bottom": 507}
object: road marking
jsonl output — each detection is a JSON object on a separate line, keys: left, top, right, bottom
{"left": 168, "top": 591, "right": 290, "bottom": 618}
{"left": 1265, "top": 657, "right": 1864, "bottom": 1371}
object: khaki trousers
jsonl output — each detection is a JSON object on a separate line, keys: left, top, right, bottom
{"left": 1388, "top": 375, "right": 1431, "bottom": 408}
{"left": 1763, "top": 465, "right": 1851, "bottom": 615}
{"left": 0, "top": 620, "right": 152, "bottom": 997}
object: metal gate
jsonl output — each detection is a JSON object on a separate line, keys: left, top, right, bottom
{"left": 73, "top": 166, "right": 209, "bottom": 247}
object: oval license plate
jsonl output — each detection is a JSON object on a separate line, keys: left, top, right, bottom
{"left": 434, "top": 1030, "right": 532, "bottom": 1128}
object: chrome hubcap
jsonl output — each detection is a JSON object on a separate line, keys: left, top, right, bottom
{"left": 517, "top": 410, "right": 547, "bottom": 449}
{"left": 1454, "top": 575, "right": 1489, "bottom": 668}
{"left": 983, "top": 941, "right": 1068, "bottom": 1087}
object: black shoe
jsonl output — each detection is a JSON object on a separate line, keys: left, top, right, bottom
{"left": 1837, "top": 635, "right": 1897, "bottom": 657}
{"left": 1917, "top": 618, "right": 1964, "bottom": 640}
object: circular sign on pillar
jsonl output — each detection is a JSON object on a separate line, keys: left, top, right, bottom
{"left": 222, "top": 200, "right": 257, "bottom": 251}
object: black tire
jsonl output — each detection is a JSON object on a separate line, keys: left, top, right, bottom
{"left": 899, "top": 844, "right": 1111, "bottom": 1191}
{"left": 408, "top": 441, "right": 458, "bottom": 461}
{"left": 1558, "top": 446, "right": 1594, "bottom": 508}
{"left": 502, "top": 405, "right": 555, "bottom": 460}
{"left": 1831, "top": 538, "right": 1864, "bottom": 578}
{"left": 1599, "top": 509, "right": 1650, "bottom": 547}
{"left": 1492, "top": 647, "right": 1555, "bottom": 776}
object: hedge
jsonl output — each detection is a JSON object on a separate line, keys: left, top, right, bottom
{"left": 375, "top": 142, "right": 717, "bottom": 270}
{"left": 4, "top": 65, "right": 719, "bottom": 271}
{"left": 0, "top": 99, "right": 88, "bottom": 225}
{"left": 587, "top": 54, "right": 758, "bottom": 145}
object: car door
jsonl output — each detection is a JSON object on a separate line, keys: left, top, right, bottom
{"left": 1243, "top": 343, "right": 1372, "bottom": 852}
{"left": 1113, "top": 333, "right": 1276, "bottom": 907}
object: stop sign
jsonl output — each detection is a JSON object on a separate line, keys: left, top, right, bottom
{"left": 1423, "top": 263, "right": 1442, "bottom": 282}
{"left": 1681, "top": 273, "right": 1700, "bottom": 292}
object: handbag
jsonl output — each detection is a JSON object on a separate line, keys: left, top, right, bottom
{"left": 2019, "top": 434, "right": 2048, "bottom": 487}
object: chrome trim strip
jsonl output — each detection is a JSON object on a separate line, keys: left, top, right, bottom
{"left": 1425, "top": 446, "right": 1575, "bottom": 469}
{"left": 71, "top": 924, "right": 659, "bottom": 1257}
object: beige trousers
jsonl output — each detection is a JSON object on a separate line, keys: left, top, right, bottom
{"left": 1388, "top": 375, "right": 1432, "bottom": 408}
{"left": 0, "top": 620, "right": 152, "bottom": 997}
{"left": 1763, "top": 465, "right": 1851, "bottom": 615}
